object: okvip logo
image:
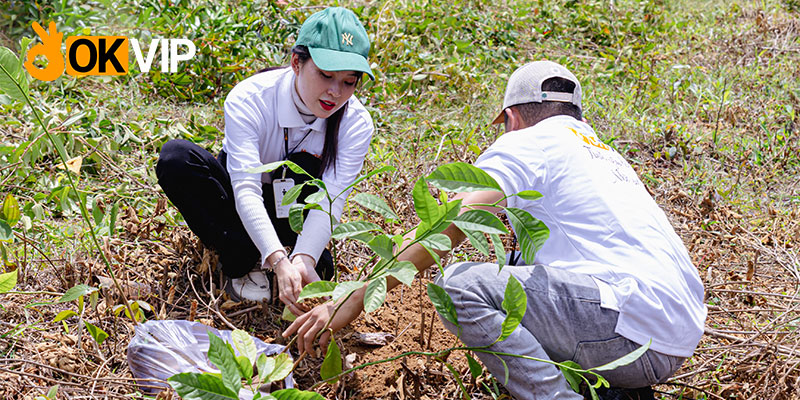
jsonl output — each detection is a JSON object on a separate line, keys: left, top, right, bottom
{"left": 24, "top": 22, "right": 197, "bottom": 81}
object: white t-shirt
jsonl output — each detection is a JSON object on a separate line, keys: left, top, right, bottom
{"left": 222, "top": 68, "right": 373, "bottom": 265}
{"left": 474, "top": 115, "right": 706, "bottom": 358}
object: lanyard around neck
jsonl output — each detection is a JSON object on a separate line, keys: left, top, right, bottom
{"left": 283, "top": 127, "right": 313, "bottom": 158}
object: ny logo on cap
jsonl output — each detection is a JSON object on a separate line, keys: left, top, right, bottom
{"left": 341, "top": 32, "right": 354, "bottom": 46}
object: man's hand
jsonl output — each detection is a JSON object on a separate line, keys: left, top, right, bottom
{"left": 282, "top": 286, "right": 365, "bottom": 356}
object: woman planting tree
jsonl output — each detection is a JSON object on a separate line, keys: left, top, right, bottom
{"left": 156, "top": 7, "right": 375, "bottom": 315}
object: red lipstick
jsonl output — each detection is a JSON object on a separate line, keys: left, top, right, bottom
{"left": 319, "top": 100, "right": 335, "bottom": 111}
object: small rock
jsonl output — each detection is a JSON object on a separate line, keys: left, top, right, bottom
{"left": 344, "top": 353, "right": 357, "bottom": 370}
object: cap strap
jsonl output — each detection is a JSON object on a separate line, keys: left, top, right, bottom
{"left": 541, "top": 91, "right": 574, "bottom": 103}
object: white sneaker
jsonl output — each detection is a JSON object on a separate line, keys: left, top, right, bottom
{"left": 226, "top": 269, "right": 271, "bottom": 303}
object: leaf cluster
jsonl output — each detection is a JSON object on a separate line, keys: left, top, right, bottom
{"left": 168, "top": 330, "right": 321, "bottom": 400}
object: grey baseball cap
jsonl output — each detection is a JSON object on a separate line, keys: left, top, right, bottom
{"left": 491, "top": 60, "right": 582, "bottom": 124}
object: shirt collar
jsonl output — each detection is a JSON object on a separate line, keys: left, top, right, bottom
{"left": 276, "top": 70, "right": 326, "bottom": 133}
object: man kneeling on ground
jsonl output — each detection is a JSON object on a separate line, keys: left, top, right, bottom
{"left": 284, "top": 60, "right": 707, "bottom": 399}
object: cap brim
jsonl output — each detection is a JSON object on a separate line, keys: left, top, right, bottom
{"left": 491, "top": 110, "right": 504, "bottom": 125}
{"left": 308, "top": 47, "right": 375, "bottom": 80}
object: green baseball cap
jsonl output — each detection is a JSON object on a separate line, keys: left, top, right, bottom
{"left": 295, "top": 7, "right": 374, "bottom": 80}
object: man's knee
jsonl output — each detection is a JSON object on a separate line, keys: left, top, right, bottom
{"left": 435, "top": 261, "right": 486, "bottom": 293}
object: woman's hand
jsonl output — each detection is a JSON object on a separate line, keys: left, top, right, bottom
{"left": 292, "top": 254, "right": 321, "bottom": 286}
{"left": 272, "top": 255, "right": 308, "bottom": 316}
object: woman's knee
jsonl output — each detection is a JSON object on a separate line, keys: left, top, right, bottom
{"left": 156, "top": 139, "right": 199, "bottom": 181}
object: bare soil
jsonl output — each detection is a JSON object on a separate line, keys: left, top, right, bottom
{"left": 1, "top": 150, "right": 799, "bottom": 399}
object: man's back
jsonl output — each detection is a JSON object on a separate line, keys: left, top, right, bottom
{"left": 475, "top": 115, "right": 706, "bottom": 357}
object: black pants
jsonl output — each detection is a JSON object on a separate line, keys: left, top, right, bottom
{"left": 155, "top": 139, "right": 333, "bottom": 279}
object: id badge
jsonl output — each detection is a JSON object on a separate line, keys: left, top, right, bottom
{"left": 273, "top": 178, "right": 295, "bottom": 218}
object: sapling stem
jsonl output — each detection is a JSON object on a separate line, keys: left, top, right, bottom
{"left": 309, "top": 345, "right": 602, "bottom": 390}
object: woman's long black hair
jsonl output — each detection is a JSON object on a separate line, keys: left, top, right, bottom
{"left": 258, "top": 45, "right": 354, "bottom": 176}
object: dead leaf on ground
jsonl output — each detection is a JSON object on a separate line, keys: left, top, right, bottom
{"left": 55, "top": 156, "right": 83, "bottom": 175}
{"left": 353, "top": 332, "right": 395, "bottom": 346}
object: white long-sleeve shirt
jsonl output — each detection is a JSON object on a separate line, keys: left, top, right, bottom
{"left": 222, "top": 68, "right": 373, "bottom": 266}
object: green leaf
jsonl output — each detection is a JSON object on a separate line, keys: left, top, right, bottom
{"left": 350, "top": 232, "right": 375, "bottom": 243}
{"left": 84, "top": 321, "right": 108, "bottom": 345}
{"left": 412, "top": 178, "right": 442, "bottom": 225}
{"left": 207, "top": 332, "right": 242, "bottom": 394}
{"left": 2, "top": 194, "right": 21, "bottom": 225}
{"left": 0, "top": 46, "right": 28, "bottom": 103}
{"left": 427, "top": 198, "right": 462, "bottom": 235}
{"left": 236, "top": 355, "right": 253, "bottom": 381}
{"left": 391, "top": 233, "right": 404, "bottom": 249}
{"left": 351, "top": 193, "right": 398, "bottom": 221}
{"left": 272, "top": 389, "right": 325, "bottom": 400}
{"left": 257, "top": 353, "right": 275, "bottom": 382}
{"left": 288, "top": 203, "right": 305, "bottom": 234}
{"left": 331, "top": 221, "right": 381, "bottom": 240}
{"left": 505, "top": 208, "right": 549, "bottom": 264}
{"left": 367, "top": 234, "right": 394, "bottom": 261}
{"left": 387, "top": 261, "right": 417, "bottom": 287}
{"left": 281, "top": 183, "right": 306, "bottom": 206}
{"left": 331, "top": 281, "right": 364, "bottom": 302}
{"left": 262, "top": 353, "right": 292, "bottom": 383}
{"left": 247, "top": 160, "right": 286, "bottom": 174}
{"left": 363, "top": 277, "right": 387, "bottom": 314}
{"left": 167, "top": 372, "right": 239, "bottom": 400}
{"left": 496, "top": 355, "right": 510, "bottom": 385}
{"left": 281, "top": 305, "right": 296, "bottom": 322}
{"left": 345, "top": 165, "right": 397, "bottom": 192}
{"left": 452, "top": 209, "right": 508, "bottom": 235}
{"left": 427, "top": 283, "right": 459, "bottom": 330}
{"left": 231, "top": 329, "right": 258, "bottom": 366}
{"left": 53, "top": 310, "right": 77, "bottom": 322}
{"left": 442, "top": 361, "right": 470, "bottom": 400}
{"left": 426, "top": 162, "right": 503, "bottom": 193}
{"left": 0, "top": 220, "right": 11, "bottom": 241}
{"left": 463, "top": 230, "right": 490, "bottom": 257}
{"left": 91, "top": 197, "right": 104, "bottom": 226}
{"left": 108, "top": 201, "right": 120, "bottom": 238}
{"left": 515, "top": 190, "right": 543, "bottom": 201}
{"left": 497, "top": 275, "right": 526, "bottom": 343}
{"left": 320, "top": 337, "right": 342, "bottom": 382}
{"left": 0, "top": 270, "right": 17, "bottom": 293}
{"left": 419, "top": 233, "right": 451, "bottom": 251}
{"left": 304, "top": 191, "right": 325, "bottom": 205}
{"left": 57, "top": 284, "right": 98, "bottom": 303}
{"left": 466, "top": 353, "right": 483, "bottom": 379}
{"left": 246, "top": 160, "right": 313, "bottom": 178}
{"left": 558, "top": 360, "right": 583, "bottom": 393}
{"left": 297, "top": 280, "right": 337, "bottom": 302}
{"left": 422, "top": 243, "right": 444, "bottom": 275}
{"left": 89, "top": 291, "right": 98, "bottom": 313}
{"left": 490, "top": 233, "right": 507, "bottom": 271}
{"left": 46, "top": 385, "right": 58, "bottom": 399}
{"left": 304, "top": 190, "right": 325, "bottom": 204}
{"left": 589, "top": 385, "right": 600, "bottom": 400}
{"left": 591, "top": 340, "right": 651, "bottom": 371}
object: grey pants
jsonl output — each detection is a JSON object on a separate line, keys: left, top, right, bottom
{"left": 435, "top": 262, "right": 685, "bottom": 400}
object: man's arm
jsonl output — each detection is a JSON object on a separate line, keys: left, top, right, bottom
{"left": 282, "top": 190, "right": 507, "bottom": 355}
